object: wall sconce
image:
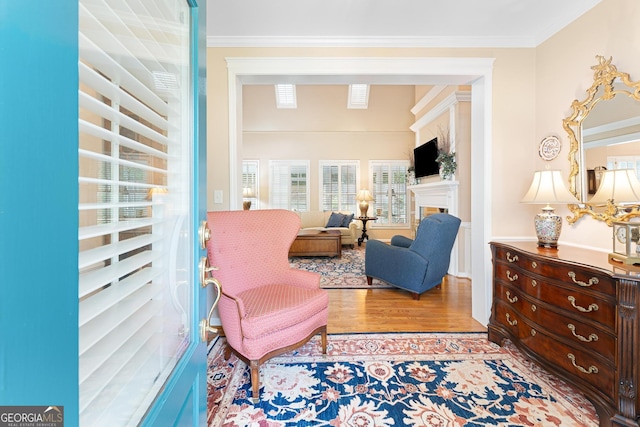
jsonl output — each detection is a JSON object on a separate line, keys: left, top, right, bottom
{"left": 356, "top": 189, "right": 374, "bottom": 217}
{"left": 521, "top": 170, "right": 579, "bottom": 248}
{"left": 242, "top": 187, "right": 255, "bottom": 210}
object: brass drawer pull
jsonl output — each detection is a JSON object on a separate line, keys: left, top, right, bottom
{"left": 568, "top": 271, "right": 599, "bottom": 287}
{"left": 568, "top": 296, "right": 599, "bottom": 313}
{"left": 531, "top": 304, "right": 536, "bottom": 312}
{"left": 531, "top": 261, "right": 537, "bottom": 269}
{"left": 568, "top": 324, "right": 598, "bottom": 342}
{"left": 506, "top": 313, "right": 518, "bottom": 326}
{"left": 506, "top": 271, "right": 518, "bottom": 282}
{"left": 531, "top": 279, "right": 537, "bottom": 287}
{"left": 506, "top": 252, "right": 519, "bottom": 262}
{"left": 531, "top": 329, "right": 536, "bottom": 336}
{"left": 567, "top": 353, "right": 599, "bottom": 374}
{"left": 506, "top": 291, "right": 518, "bottom": 303}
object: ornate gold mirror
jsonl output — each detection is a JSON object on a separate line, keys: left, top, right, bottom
{"left": 564, "top": 56, "right": 640, "bottom": 226}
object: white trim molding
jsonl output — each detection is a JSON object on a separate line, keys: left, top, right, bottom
{"left": 225, "top": 56, "right": 494, "bottom": 326}
{"left": 410, "top": 91, "right": 472, "bottom": 132}
{"left": 408, "top": 181, "right": 460, "bottom": 276}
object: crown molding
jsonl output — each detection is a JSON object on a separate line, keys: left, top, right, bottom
{"left": 410, "top": 91, "right": 471, "bottom": 132}
{"left": 207, "top": 35, "right": 538, "bottom": 49}
{"left": 411, "top": 85, "right": 446, "bottom": 115}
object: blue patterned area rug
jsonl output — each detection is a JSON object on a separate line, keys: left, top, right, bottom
{"left": 207, "top": 333, "right": 598, "bottom": 426}
{"left": 289, "top": 246, "right": 391, "bottom": 289}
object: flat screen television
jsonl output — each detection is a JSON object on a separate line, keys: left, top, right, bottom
{"left": 413, "top": 137, "right": 439, "bottom": 178}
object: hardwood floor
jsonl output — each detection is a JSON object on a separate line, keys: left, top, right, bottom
{"left": 209, "top": 276, "right": 487, "bottom": 341}
{"left": 327, "top": 275, "right": 487, "bottom": 334}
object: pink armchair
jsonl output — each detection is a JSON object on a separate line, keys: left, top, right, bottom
{"left": 206, "top": 209, "right": 328, "bottom": 402}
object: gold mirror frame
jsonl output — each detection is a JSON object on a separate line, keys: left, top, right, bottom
{"left": 564, "top": 56, "right": 640, "bottom": 226}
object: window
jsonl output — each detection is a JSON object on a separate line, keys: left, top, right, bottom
{"left": 242, "top": 160, "right": 259, "bottom": 209}
{"left": 319, "top": 161, "right": 358, "bottom": 213}
{"left": 348, "top": 84, "right": 370, "bottom": 109}
{"left": 270, "top": 160, "right": 309, "bottom": 210}
{"left": 607, "top": 155, "right": 640, "bottom": 179}
{"left": 370, "top": 161, "right": 410, "bottom": 226}
{"left": 275, "top": 84, "right": 297, "bottom": 109}
{"left": 77, "top": 0, "right": 192, "bottom": 424}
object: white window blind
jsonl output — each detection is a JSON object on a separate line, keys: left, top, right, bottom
{"left": 78, "top": 1, "right": 192, "bottom": 425}
{"left": 242, "top": 160, "right": 259, "bottom": 209}
{"left": 320, "top": 161, "right": 358, "bottom": 213}
{"left": 370, "top": 161, "right": 409, "bottom": 226}
{"left": 269, "top": 160, "right": 309, "bottom": 210}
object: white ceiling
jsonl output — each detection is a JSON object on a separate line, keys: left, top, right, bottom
{"left": 207, "top": 0, "right": 601, "bottom": 48}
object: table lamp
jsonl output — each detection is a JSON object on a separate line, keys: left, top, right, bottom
{"left": 356, "top": 189, "right": 374, "bottom": 217}
{"left": 521, "top": 170, "right": 579, "bottom": 248}
{"left": 588, "top": 169, "right": 640, "bottom": 264}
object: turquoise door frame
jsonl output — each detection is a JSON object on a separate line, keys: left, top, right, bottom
{"left": 0, "top": 0, "right": 80, "bottom": 419}
{"left": 141, "top": 0, "right": 209, "bottom": 424}
{"left": 0, "top": 1, "right": 208, "bottom": 425}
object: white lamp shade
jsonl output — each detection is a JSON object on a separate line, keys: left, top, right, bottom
{"left": 588, "top": 169, "right": 640, "bottom": 205}
{"left": 356, "top": 189, "right": 374, "bottom": 201}
{"left": 521, "top": 170, "right": 579, "bottom": 204}
{"left": 242, "top": 187, "right": 255, "bottom": 198}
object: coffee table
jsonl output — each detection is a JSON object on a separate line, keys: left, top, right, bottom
{"left": 289, "top": 229, "right": 342, "bottom": 258}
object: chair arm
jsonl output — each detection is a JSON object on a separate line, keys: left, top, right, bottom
{"left": 348, "top": 221, "right": 360, "bottom": 241}
{"left": 365, "top": 239, "right": 429, "bottom": 283}
{"left": 390, "top": 235, "right": 413, "bottom": 248}
{"left": 221, "top": 290, "right": 247, "bottom": 318}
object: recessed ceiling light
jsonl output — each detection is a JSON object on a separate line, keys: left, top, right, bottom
{"left": 275, "top": 84, "right": 297, "bottom": 108}
{"left": 348, "top": 84, "right": 369, "bottom": 109}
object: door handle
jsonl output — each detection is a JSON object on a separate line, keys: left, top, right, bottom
{"left": 199, "top": 256, "right": 218, "bottom": 288}
{"left": 199, "top": 220, "right": 211, "bottom": 249}
{"left": 199, "top": 254, "right": 222, "bottom": 342}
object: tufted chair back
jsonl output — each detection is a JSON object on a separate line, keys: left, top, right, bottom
{"left": 206, "top": 209, "right": 301, "bottom": 296}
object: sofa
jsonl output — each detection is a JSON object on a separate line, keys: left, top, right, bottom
{"left": 293, "top": 211, "right": 360, "bottom": 248}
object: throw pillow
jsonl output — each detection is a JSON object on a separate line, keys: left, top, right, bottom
{"left": 325, "top": 212, "right": 345, "bottom": 228}
{"left": 341, "top": 213, "right": 354, "bottom": 227}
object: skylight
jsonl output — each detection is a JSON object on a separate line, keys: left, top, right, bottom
{"left": 348, "top": 84, "right": 369, "bottom": 109}
{"left": 275, "top": 84, "right": 297, "bottom": 108}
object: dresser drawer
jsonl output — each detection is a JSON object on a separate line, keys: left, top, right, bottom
{"left": 493, "top": 246, "right": 537, "bottom": 272}
{"left": 521, "top": 327, "right": 615, "bottom": 401}
{"left": 493, "top": 246, "right": 616, "bottom": 297}
{"left": 494, "top": 262, "right": 616, "bottom": 330}
{"left": 493, "top": 301, "right": 615, "bottom": 398}
{"left": 504, "top": 289, "right": 615, "bottom": 361}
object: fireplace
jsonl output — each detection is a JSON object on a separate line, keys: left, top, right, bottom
{"left": 408, "top": 181, "right": 460, "bottom": 274}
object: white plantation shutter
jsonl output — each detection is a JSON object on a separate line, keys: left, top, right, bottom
{"left": 320, "top": 161, "right": 358, "bottom": 212}
{"left": 371, "top": 161, "right": 409, "bottom": 226}
{"left": 242, "top": 160, "right": 259, "bottom": 208}
{"left": 269, "top": 160, "right": 309, "bottom": 210}
{"left": 78, "top": 0, "right": 192, "bottom": 424}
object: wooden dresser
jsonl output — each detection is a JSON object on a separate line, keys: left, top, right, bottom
{"left": 488, "top": 241, "right": 639, "bottom": 427}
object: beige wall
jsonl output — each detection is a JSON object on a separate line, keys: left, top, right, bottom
{"left": 206, "top": 0, "right": 638, "bottom": 251}
{"left": 242, "top": 84, "right": 415, "bottom": 241}
{"left": 536, "top": 0, "right": 640, "bottom": 250}
{"left": 206, "top": 47, "right": 537, "bottom": 239}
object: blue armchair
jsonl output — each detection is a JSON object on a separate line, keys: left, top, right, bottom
{"left": 365, "top": 213, "right": 461, "bottom": 299}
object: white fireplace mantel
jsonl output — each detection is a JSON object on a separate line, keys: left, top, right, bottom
{"left": 408, "top": 181, "right": 459, "bottom": 217}
{"left": 408, "top": 180, "right": 460, "bottom": 275}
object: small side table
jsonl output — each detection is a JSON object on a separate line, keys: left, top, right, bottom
{"left": 357, "top": 216, "right": 377, "bottom": 246}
